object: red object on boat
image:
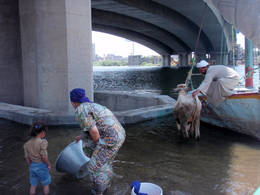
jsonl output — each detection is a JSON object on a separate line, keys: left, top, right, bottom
{"left": 245, "top": 67, "right": 253, "bottom": 88}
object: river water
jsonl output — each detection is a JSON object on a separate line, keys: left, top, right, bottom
{"left": 0, "top": 116, "right": 260, "bottom": 195}
{"left": 0, "top": 65, "right": 260, "bottom": 195}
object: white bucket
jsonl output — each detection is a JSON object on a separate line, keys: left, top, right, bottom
{"left": 131, "top": 182, "right": 163, "bottom": 195}
{"left": 254, "top": 187, "right": 260, "bottom": 195}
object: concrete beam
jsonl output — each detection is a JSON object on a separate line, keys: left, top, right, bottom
{"left": 210, "top": 52, "right": 228, "bottom": 65}
{"left": 112, "top": 0, "right": 213, "bottom": 52}
{"left": 0, "top": 0, "right": 23, "bottom": 105}
{"left": 92, "top": 9, "right": 191, "bottom": 53}
{"left": 195, "top": 53, "right": 207, "bottom": 63}
{"left": 203, "top": 0, "right": 233, "bottom": 52}
{"left": 93, "top": 24, "right": 173, "bottom": 55}
{"left": 179, "top": 53, "right": 189, "bottom": 66}
{"left": 162, "top": 55, "right": 171, "bottom": 67}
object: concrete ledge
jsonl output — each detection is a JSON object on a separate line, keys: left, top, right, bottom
{"left": 0, "top": 102, "right": 77, "bottom": 126}
{"left": 95, "top": 90, "right": 176, "bottom": 124}
{"left": 115, "top": 104, "right": 174, "bottom": 124}
{"left": 0, "top": 91, "right": 176, "bottom": 126}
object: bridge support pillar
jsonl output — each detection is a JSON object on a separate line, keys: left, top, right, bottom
{"left": 245, "top": 37, "right": 254, "bottom": 88}
{"left": 19, "top": 0, "right": 93, "bottom": 113}
{"left": 162, "top": 55, "right": 171, "bottom": 67}
{"left": 210, "top": 52, "right": 228, "bottom": 65}
{"left": 195, "top": 53, "right": 207, "bottom": 63}
{"left": 179, "top": 53, "right": 189, "bottom": 66}
{"left": 0, "top": 0, "right": 23, "bottom": 105}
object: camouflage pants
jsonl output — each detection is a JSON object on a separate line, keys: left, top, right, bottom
{"left": 83, "top": 132, "right": 125, "bottom": 194}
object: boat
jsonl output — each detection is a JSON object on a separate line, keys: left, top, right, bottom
{"left": 199, "top": 88, "right": 260, "bottom": 139}
{"left": 193, "top": 0, "right": 260, "bottom": 139}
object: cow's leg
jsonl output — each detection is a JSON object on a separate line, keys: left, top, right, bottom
{"left": 194, "top": 97, "right": 202, "bottom": 140}
{"left": 175, "top": 117, "right": 181, "bottom": 135}
{"left": 194, "top": 115, "right": 200, "bottom": 140}
{"left": 190, "top": 121, "right": 195, "bottom": 138}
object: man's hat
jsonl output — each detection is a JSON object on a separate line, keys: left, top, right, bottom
{"left": 196, "top": 60, "right": 209, "bottom": 68}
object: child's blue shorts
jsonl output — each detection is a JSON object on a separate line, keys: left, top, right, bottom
{"left": 29, "top": 162, "right": 51, "bottom": 186}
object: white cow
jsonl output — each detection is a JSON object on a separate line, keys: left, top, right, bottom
{"left": 173, "top": 84, "right": 202, "bottom": 140}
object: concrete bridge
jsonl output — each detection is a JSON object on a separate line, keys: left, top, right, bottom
{"left": 0, "top": 0, "right": 233, "bottom": 118}
{"left": 92, "top": 0, "right": 233, "bottom": 64}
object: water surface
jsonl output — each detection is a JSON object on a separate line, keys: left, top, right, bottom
{"left": 1, "top": 64, "right": 259, "bottom": 194}
{"left": 0, "top": 116, "right": 260, "bottom": 195}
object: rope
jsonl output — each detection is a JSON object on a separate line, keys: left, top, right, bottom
{"left": 241, "top": 66, "right": 259, "bottom": 80}
{"left": 220, "top": 22, "right": 224, "bottom": 64}
{"left": 185, "top": 3, "right": 207, "bottom": 90}
{"left": 231, "top": 26, "right": 236, "bottom": 67}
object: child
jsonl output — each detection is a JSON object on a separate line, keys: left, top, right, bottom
{"left": 23, "top": 121, "right": 51, "bottom": 195}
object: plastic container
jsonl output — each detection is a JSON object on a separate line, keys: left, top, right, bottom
{"left": 254, "top": 187, "right": 260, "bottom": 195}
{"left": 55, "top": 140, "right": 90, "bottom": 179}
{"left": 131, "top": 182, "right": 163, "bottom": 195}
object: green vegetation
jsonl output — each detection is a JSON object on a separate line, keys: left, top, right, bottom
{"left": 140, "top": 62, "right": 160, "bottom": 66}
{"left": 94, "top": 60, "right": 127, "bottom": 66}
{"left": 93, "top": 55, "right": 162, "bottom": 66}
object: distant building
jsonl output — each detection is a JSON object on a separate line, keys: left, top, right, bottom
{"left": 142, "top": 55, "right": 161, "bottom": 65}
{"left": 152, "top": 56, "right": 162, "bottom": 64}
{"left": 94, "top": 54, "right": 103, "bottom": 62}
{"left": 128, "top": 55, "right": 142, "bottom": 65}
{"left": 105, "top": 54, "right": 125, "bottom": 61}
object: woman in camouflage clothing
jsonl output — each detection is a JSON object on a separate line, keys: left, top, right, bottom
{"left": 70, "top": 88, "right": 126, "bottom": 195}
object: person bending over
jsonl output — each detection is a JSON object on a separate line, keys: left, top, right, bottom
{"left": 192, "top": 60, "right": 240, "bottom": 106}
{"left": 70, "top": 88, "right": 126, "bottom": 195}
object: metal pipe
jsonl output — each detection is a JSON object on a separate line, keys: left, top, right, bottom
{"left": 245, "top": 37, "right": 254, "bottom": 88}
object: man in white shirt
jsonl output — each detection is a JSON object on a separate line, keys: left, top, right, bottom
{"left": 192, "top": 60, "right": 240, "bottom": 107}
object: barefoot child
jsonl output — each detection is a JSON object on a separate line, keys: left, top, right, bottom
{"left": 23, "top": 121, "right": 51, "bottom": 195}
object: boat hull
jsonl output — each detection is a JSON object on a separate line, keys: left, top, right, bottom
{"left": 200, "top": 92, "right": 260, "bottom": 140}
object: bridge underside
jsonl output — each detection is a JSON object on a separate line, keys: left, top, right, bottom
{"left": 92, "top": 0, "right": 232, "bottom": 59}
{"left": 0, "top": 0, "right": 233, "bottom": 114}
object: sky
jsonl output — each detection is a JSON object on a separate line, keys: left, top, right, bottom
{"left": 237, "top": 32, "right": 245, "bottom": 48}
{"left": 92, "top": 31, "right": 159, "bottom": 57}
{"left": 92, "top": 31, "right": 246, "bottom": 57}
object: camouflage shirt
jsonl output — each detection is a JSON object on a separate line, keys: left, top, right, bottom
{"left": 75, "top": 102, "right": 125, "bottom": 147}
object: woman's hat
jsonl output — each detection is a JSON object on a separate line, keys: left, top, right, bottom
{"left": 70, "top": 88, "right": 91, "bottom": 103}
